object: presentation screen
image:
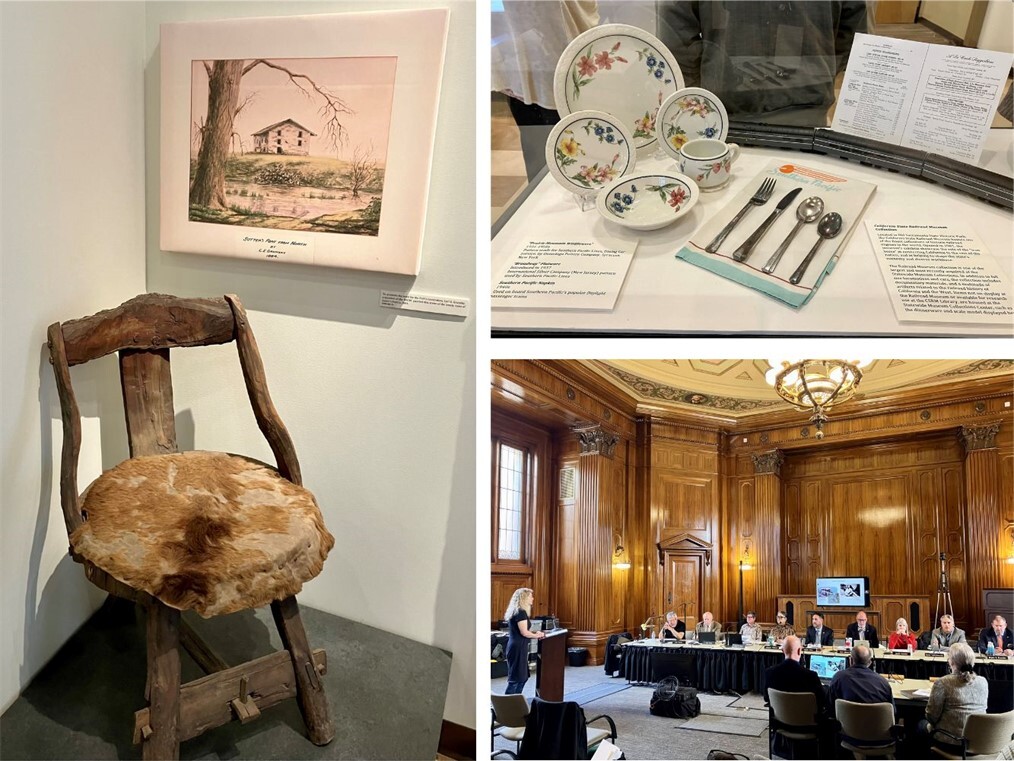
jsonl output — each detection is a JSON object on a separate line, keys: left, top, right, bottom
{"left": 816, "top": 576, "right": 870, "bottom": 607}
{"left": 809, "top": 654, "right": 847, "bottom": 679}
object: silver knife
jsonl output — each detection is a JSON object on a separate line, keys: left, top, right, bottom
{"left": 732, "top": 187, "right": 802, "bottom": 263}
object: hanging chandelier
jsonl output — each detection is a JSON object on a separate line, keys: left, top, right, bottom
{"left": 764, "top": 359, "right": 871, "bottom": 439}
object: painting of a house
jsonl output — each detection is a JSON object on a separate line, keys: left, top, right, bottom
{"left": 252, "top": 118, "right": 316, "bottom": 155}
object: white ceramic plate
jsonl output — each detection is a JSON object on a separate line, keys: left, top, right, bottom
{"left": 554, "top": 24, "right": 685, "bottom": 152}
{"left": 657, "top": 87, "right": 729, "bottom": 160}
{"left": 544, "top": 110, "right": 637, "bottom": 194}
{"left": 596, "top": 172, "right": 699, "bottom": 231}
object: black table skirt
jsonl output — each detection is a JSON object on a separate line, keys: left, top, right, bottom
{"left": 622, "top": 646, "right": 1013, "bottom": 697}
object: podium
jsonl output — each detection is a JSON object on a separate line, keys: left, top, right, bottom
{"left": 536, "top": 628, "right": 569, "bottom": 701}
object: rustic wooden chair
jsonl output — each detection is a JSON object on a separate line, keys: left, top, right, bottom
{"left": 47, "top": 293, "right": 335, "bottom": 760}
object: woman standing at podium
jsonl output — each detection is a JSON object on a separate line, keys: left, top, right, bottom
{"left": 504, "top": 587, "right": 545, "bottom": 694}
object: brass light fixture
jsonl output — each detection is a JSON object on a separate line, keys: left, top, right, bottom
{"left": 765, "top": 359, "right": 871, "bottom": 439}
{"left": 613, "top": 540, "right": 631, "bottom": 570}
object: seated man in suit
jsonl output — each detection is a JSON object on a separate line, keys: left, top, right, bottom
{"left": 978, "top": 615, "right": 1014, "bottom": 655}
{"left": 930, "top": 614, "right": 966, "bottom": 650}
{"left": 828, "top": 642, "right": 893, "bottom": 707}
{"left": 660, "top": 610, "right": 686, "bottom": 640}
{"left": 845, "top": 611, "right": 880, "bottom": 649}
{"left": 695, "top": 610, "right": 722, "bottom": 635}
{"left": 805, "top": 612, "right": 834, "bottom": 647}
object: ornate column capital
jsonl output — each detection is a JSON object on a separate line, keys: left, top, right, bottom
{"left": 960, "top": 423, "right": 1000, "bottom": 453}
{"left": 752, "top": 450, "right": 785, "bottom": 475}
{"left": 575, "top": 426, "right": 619, "bottom": 458}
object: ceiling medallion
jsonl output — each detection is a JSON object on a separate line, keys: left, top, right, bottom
{"left": 766, "top": 359, "right": 871, "bottom": 440}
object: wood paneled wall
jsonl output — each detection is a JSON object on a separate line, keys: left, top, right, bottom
{"left": 492, "top": 361, "right": 1014, "bottom": 660}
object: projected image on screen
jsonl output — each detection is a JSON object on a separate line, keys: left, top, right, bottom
{"left": 809, "top": 655, "right": 847, "bottom": 679}
{"left": 815, "top": 576, "right": 869, "bottom": 606}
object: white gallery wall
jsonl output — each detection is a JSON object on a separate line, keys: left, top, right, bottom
{"left": 143, "top": 1, "right": 477, "bottom": 729}
{"left": 0, "top": 2, "right": 148, "bottom": 712}
{"left": 2, "top": 0, "right": 476, "bottom": 732}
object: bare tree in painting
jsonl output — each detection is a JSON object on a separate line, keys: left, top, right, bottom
{"left": 189, "top": 59, "right": 353, "bottom": 209}
{"left": 346, "top": 143, "right": 378, "bottom": 199}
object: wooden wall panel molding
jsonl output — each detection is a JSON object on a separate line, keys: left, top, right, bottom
{"left": 777, "top": 595, "right": 931, "bottom": 634}
{"left": 653, "top": 472, "right": 715, "bottom": 540}
{"left": 650, "top": 442, "right": 719, "bottom": 472}
{"left": 754, "top": 466, "right": 783, "bottom": 621}
{"left": 728, "top": 382, "right": 1013, "bottom": 454}
{"left": 491, "top": 360, "right": 638, "bottom": 436}
{"left": 642, "top": 417, "right": 724, "bottom": 447}
{"left": 964, "top": 434, "right": 1005, "bottom": 627}
{"left": 491, "top": 574, "right": 532, "bottom": 626}
{"left": 782, "top": 436, "right": 964, "bottom": 478}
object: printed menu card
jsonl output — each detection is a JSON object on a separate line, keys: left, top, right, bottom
{"left": 832, "top": 33, "right": 1013, "bottom": 164}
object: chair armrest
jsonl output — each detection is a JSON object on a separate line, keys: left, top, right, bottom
{"left": 492, "top": 751, "right": 518, "bottom": 759}
{"left": 585, "top": 713, "right": 618, "bottom": 741}
{"left": 932, "top": 728, "right": 964, "bottom": 744}
{"left": 890, "top": 724, "right": 905, "bottom": 742}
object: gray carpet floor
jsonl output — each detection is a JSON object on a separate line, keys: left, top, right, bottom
{"left": 492, "top": 666, "right": 771, "bottom": 760}
{"left": 2, "top": 598, "right": 452, "bottom": 760}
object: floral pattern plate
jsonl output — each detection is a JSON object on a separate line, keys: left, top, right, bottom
{"left": 545, "top": 110, "right": 636, "bottom": 195}
{"left": 657, "top": 87, "right": 729, "bottom": 160}
{"left": 553, "top": 24, "right": 685, "bottom": 152}
{"left": 595, "top": 172, "right": 699, "bottom": 231}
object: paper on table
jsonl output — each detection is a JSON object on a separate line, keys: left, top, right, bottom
{"left": 832, "top": 33, "right": 1014, "bottom": 164}
{"left": 491, "top": 238, "right": 637, "bottom": 311}
{"left": 866, "top": 221, "right": 1013, "bottom": 326}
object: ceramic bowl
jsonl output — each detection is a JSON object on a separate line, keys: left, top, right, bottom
{"left": 595, "top": 172, "right": 699, "bottom": 231}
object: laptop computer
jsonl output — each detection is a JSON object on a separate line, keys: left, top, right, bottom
{"left": 808, "top": 653, "right": 847, "bottom": 685}
{"left": 698, "top": 631, "right": 717, "bottom": 644}
{"left": 725, "top": 633, "right": 743, "bottom": 647}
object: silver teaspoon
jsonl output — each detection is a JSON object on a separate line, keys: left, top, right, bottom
{"left": 762, "top": 196, "right": 824, "bottom": 274}
{"left": 789, "top": 212, "right": 843, "bottom": 285}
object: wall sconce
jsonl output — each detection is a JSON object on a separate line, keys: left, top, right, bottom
{"left": 738, "top": 555, "right": 754, "bottom": 627}
{"left": 613, "top": 540, "right": 631, "bottom": 570}
{"left": 1005, "top": 522, "right": 1014, "bottom": 564}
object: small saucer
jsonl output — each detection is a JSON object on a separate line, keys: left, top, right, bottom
{"left": 596, "top": 172, "right": 699, "bottom": 231}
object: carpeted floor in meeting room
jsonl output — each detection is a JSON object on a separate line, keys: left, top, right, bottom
{"left": 491, "top": 665, "right": 771, "bottom": 760}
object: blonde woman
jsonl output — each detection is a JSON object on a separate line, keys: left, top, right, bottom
{"left": 920, "top": 643, "right": 988, "bottom": 754}
{"left": 504, "top": 588, "right": 544, "bottom": 694}
{"left": 888, "top": 617, "right": 918, "bottom": 650}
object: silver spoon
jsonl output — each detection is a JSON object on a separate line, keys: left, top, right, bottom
{"left": 789, "top": 212, "right": 843, "bottom": 285}
{"left": 762, "top": 196, "right": 824, "bottom": 274}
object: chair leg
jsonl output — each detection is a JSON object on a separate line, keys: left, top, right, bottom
{"left": 143, "top": 600, "right": 181, "bottom": 760}
{"left": 271, "top": 596, "right": 335, "bottom": 745}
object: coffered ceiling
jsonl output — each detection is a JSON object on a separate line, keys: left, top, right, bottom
{"left": 580, "top": 359, "right": 1013, "bottom": 418}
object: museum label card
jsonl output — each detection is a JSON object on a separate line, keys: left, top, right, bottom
{"left": 379, "top": 290, "right": 469, "bottom": 317}
{"left": 832, "top": 33, "right": 1013, "bottom": 164}
{"left": 491, "top": 238, "right": 638, "bottom": 310}
{"left": 235, "top": 232, "right": 315, "bottom": 264}
{"left": 866, "top": 221, "right": 1013, "bottom": 325}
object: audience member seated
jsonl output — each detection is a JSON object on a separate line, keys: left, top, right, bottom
{"left": 769, "top": 611, "right": 794, "bottom": 643}
{"left": 695, "top": 611, "right": 722, "bottom": 635}
{"left": 828, "top": 642, "right": 893, "bottom": 707}
{"left": 977, "top": 615, "right": 1014, "bottom": 655}
{"left": 930, "top": 614, "right": 966, "bottom": 650}
{"left": 920, "top": 642, "right": 989, "bottom": 755}
{"left": 660, "top": 611, "right": 686, "bottom": 640}
{"left": 764, "top": 635, "right": 829, "bottom": 716}
{"left": 845, "top": 610, "right": 880, "bottom": 649}
{"left": 888, "top": 617, "right": 918, "bottom": 651}
{"left": 805, "top": 612, "right": 834, "bottom": 647}
{"left": 740, "top": 611, "right": 763, "bottom": 644}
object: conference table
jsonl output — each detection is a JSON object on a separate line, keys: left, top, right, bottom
{"left": 619, "top": 639, "right": 1014, "bottom": 711}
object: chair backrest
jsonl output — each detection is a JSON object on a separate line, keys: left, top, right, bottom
{"left": 963, "top": 711, "right": 1014, "bottom": 755}
{"left": 490, "top": 693, "right": 529, "bottom": 728}
{"left": 768, "top": 688, "right": 818, "bottom": 727}
{"left": 835, "top": 699, "right": 894, "bottom": 742}
{"left": 47, "top": 293, "right": 300, "bottom": 537}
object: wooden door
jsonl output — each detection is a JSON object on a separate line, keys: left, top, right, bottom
{"left": 663, "top": 553, "right": 702, "bottom": 630}
{"left": 874, "top": 1, "right": 920, "bottom": 24}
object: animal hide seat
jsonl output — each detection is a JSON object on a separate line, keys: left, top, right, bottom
{"left": 71, "top": 451, "right": 335, "bottom": 617}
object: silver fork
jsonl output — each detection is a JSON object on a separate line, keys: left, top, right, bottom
{"left": 704, "top": 178, "right": 776, "bottom": 253}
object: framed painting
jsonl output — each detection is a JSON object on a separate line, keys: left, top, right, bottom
{"left": 160, "top": 9, "right": 449, "bottom": 274}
